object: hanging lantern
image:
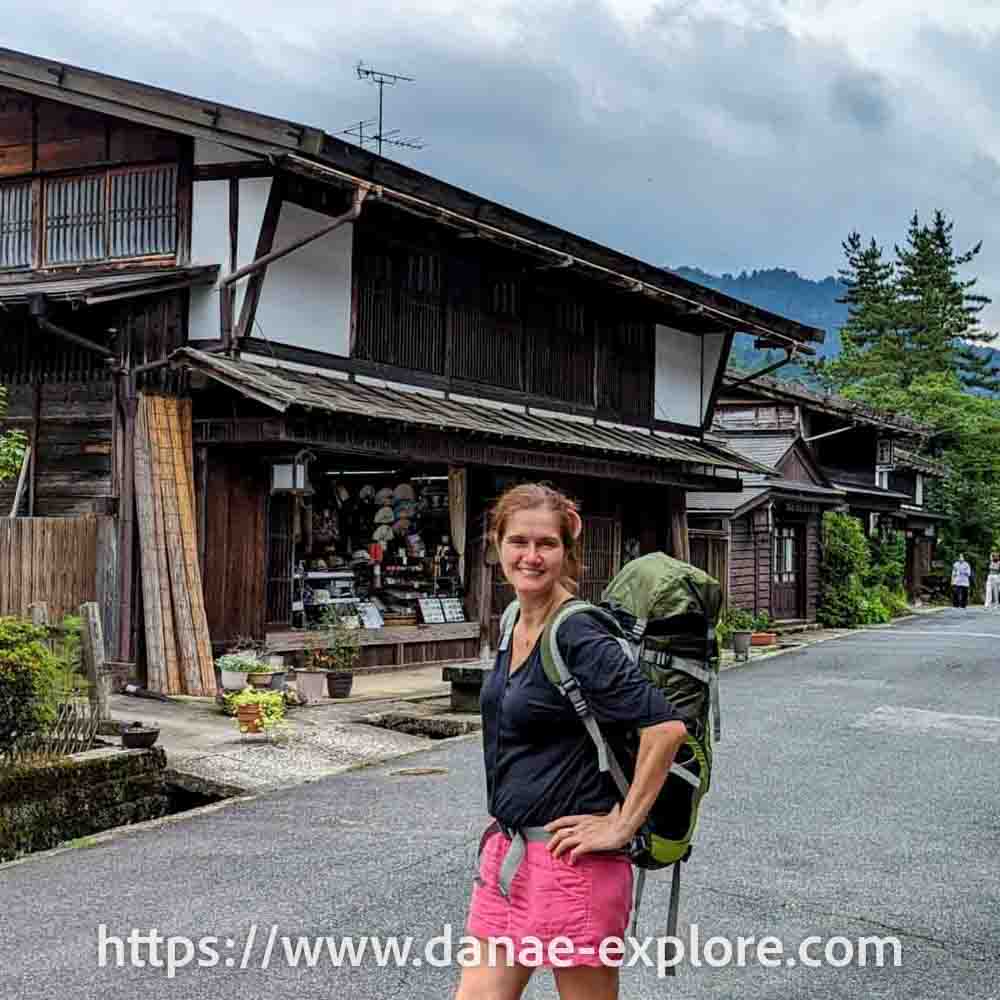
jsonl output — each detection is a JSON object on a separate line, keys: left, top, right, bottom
{"left": 271, "top": 450, "right": 314, "bottom": 494}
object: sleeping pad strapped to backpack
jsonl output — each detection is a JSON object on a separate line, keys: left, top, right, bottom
{"left": 498, "top": 552, "right": 723, "bottom": 957}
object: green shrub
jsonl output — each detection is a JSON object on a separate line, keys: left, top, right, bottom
{"left": 819, "top": 515, "right": 912, "bottom": 626}
{"left": 867, "top": 532, "right": 907, "bottom": 591}
{"left": 819, "top": 513, "right": 873, "bottom": 628}
{"left": 0, "top": 617, "right": 61, "bottom": 755}
{"left": 873, "top": 584, "right": 910, "bottom": 618}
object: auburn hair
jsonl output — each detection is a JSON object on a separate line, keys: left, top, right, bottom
{"left": 488, "top": 482, "right": 583, "bottom": 592}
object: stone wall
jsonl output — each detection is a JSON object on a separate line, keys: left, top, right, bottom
{"left": 0, "top": 747, "right": 169, "bottom": 863}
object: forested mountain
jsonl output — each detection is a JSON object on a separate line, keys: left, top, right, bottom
{"left": 673, "top": 266, "right": 847, "bottom": 373}
{"left": 675, "top": 265, "right": 1000, "bottom": 385}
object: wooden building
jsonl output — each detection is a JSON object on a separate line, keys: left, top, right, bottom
{"left": 0, "top": 47, "right": 824, "bottom": 687}
{"left": 687, "top": 371, "right": 945, "bottom": 621}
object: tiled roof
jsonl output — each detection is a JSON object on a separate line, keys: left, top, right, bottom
{"left": 172, "top": 349, "right": 777, "bottom": 477}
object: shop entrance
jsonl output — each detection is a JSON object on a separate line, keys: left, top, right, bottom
{"left": 265, "top": 456, "right": 464, "bottom": 632}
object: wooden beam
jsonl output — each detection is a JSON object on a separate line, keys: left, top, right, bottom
{"left": 116, "top": 392, "right": 137, "bottom": 663}
{"left": 234, "top": 175, "right": 283, "bottom": 341}
{"left": 27, "top": 381, "right": 40, "bottom": 516}
{"left": 8, "top": 444, "right": 31, "bottom": 516}
{"left": 228, "top": 176, "right": 239, "bottom": 338}
{"left": 194, "top": 160, "right": 274, "bottom": 181}
{"left": 175, "top": 138, "right": 193, "bottom": 266}
{"left": 228, "top": 177, "right": 239, "bottom": 274}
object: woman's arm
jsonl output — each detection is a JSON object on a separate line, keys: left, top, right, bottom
{"left": 545, "top": 718, "right": 688, "bottom": 862}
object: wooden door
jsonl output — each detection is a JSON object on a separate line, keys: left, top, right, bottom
{"left": 265, "top": 494, "right": 294, "bottom": 627}
{"left": 771, "top": 523, "right": 804, "bottom": 620}
{"left": 579, "top": 514, "right": 622, "bottom": 604}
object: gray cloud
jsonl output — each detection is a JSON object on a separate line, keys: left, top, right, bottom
{"left": 830, "top": 69, "right": 893, "bottom": 130}
{"left": 5, "top": 0, "right": 1000, "bottom": 322}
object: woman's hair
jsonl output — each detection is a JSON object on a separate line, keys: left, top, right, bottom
{"left": 488, "top": 483, "right": 583, "bottom": 591}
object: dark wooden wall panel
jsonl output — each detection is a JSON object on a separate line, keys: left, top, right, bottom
{"left": 805, "top": 514, "right": 820, "bottom": 621}
{"left": 0, "top": 89, "right": 33, "bottom": 176}
{"left": 728, "top": 515, "right": 771, "bottom": 615}
{"left": 779, "top": 449, "right": 816, "bottom": 485}
{"left": 203, "top": 453, "right": 268, "bottom": 643}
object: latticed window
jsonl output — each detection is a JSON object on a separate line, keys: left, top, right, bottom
{"left": 0, "top": 163, "right": 177, "bottom": 270}
{"left": 405, "top": 252, "right": 440, "bottom": 296}
{"left": 489, "top": 279, "right": 519, "bottom": 318}
{"left": 0, "top": 181, "right": 32, "bottom": 269}
{"left": 773, "top": 527, "right": 798, "bottom": 583}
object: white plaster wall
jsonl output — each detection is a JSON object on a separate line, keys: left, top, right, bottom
{"left": 194, "top": 139, "right": 260, "bottom": 165}
{"left": 188, "top": 176, "right": 271, "bottom": 341}
{"left": 253, "top": 202, "right": 352, "bottom": 356}
{"left": 654, "top": 324, "right": 703, "bottom": 427}
{"left": 700, "top": 332, "right": 728, "bottom": 422}
{"left": 187, "top": 172, "right": 352, "bottom": 355}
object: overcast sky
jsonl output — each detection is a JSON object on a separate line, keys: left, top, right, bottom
{"left": 8, "top": 1, "right": 1000, "bottom": 326}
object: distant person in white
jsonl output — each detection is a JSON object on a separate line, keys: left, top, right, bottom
{"left": 951, "top": 554, "right": 972, "bottom": 608}
{"left": 984, "top": 552, "right": 1000, "bottom": 610}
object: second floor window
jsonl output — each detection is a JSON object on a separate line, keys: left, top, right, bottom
{"left": 0, "top": 163, "right": 178, "bottom": 270}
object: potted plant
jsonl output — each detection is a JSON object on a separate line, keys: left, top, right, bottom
{"left": 319, "top": 618, "right": 361, "bottom": 698}
{"left": 294, "top": 649, "right": 331, "bottom": 704}
{"left": 246, "top": 661, "right": 288, "bottom": 691}
{"left": 216, "top": 652, "right": 259, "bottom": 692}
{"left": 751, "top": 612, "right": 777, "bottom": 646}
{"left": 224, "top": 687, "right": 286, "bottom": 735}
{"left": 726, "top": 608, "right": 755, "bottom": 657}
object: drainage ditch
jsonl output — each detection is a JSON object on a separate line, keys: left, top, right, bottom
{"left": 359, "top": 713, "right": 481, "bottom": 740}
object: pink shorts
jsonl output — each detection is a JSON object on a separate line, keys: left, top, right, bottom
{"left": 466, "top": 829, "right": 633, "bottom": 968}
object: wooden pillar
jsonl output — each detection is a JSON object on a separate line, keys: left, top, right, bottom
{"left": 669, "top": 488, "right": 690, "bottom": 562}
{"left": 28, "top": 382, "right": 41, "bottom": 516}
{"left": 116, "top": 393, "right": 138, "bottom": 663}
{"left": 80, "top": 600, "right": 111, "bottom": 722}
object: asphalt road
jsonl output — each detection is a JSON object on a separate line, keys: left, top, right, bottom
{"left": 1, "top": 609, "right": 998, "bottom": 999}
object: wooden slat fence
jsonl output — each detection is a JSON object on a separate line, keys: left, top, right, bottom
{"left": 0, "top": 515, "right": 114, "bottom": 625}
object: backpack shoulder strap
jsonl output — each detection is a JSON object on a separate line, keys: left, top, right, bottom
{"left": 497, "top": 599, "right": 521, "bottom": 653}
{"left": 539, "top": 599, "right": 632, "bottom": 798}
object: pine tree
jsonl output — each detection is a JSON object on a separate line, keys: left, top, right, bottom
{"left": 893, "top": 210, "right": 1000, "bottom": 392}
{"left": 819, "top": 211, "right": 1000, "bottom": 394}
{"left": 814, "top": 232, "right": 901, "bottom": 390}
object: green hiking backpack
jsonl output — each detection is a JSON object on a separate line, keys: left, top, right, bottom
{"left": 498, "top": 552, "right": 722, "bottom": 951}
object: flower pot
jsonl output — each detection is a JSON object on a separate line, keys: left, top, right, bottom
{"left": 326, "top": 673, "right": 354, "bottom": 699}
{"left": 731, "top": 630, "right": 752, "bottom": 656}
{"left": 121, "top": 723, "right": 160, "bottom": 749}
{"left": 236, "top": 703, "right": 264, "bottom": 734}
{"left": 295, "top": 670, "right": 328, "bottom": 703}
{"left": 220, "top": 668, "right": 249, "bottom": 691}
{"left": 751, "top": 632, "right": 777, "bottom": 646}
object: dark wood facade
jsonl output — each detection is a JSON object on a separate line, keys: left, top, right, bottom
{"left": 703, "top": 372, "right": 944, "bottom": 607}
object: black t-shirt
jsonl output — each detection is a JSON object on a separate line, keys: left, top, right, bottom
{"left": 481, "top": 611, "right": 683, "bottom": 829}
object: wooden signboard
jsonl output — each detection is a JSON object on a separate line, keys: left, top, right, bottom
{"left": 358, "top": 601, "right": 385, "bottom": 630}
{"left": 441, "top": 598, "right": 466, "bottom": 623}
{"left": 418, "top": 598, "right": 446, "bottom": 624}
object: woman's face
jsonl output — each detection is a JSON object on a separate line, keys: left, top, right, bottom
{"left": 499, "top": 507, "right": 566, "bottom": 598}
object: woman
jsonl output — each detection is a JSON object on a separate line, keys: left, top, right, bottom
{"left": 985, "top": 551, "right": 1000, "bottom": 609}
{"left": 456, "top": 484, "right": 688, "bottom": 1000}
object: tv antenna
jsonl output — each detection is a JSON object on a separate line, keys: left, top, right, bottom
{"left": 354, "top": 62, "right": 424, "bottom": 156}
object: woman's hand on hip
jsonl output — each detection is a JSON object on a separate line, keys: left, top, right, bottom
{"left": 544, "top": 805, "right": 631, "bottom": 863}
